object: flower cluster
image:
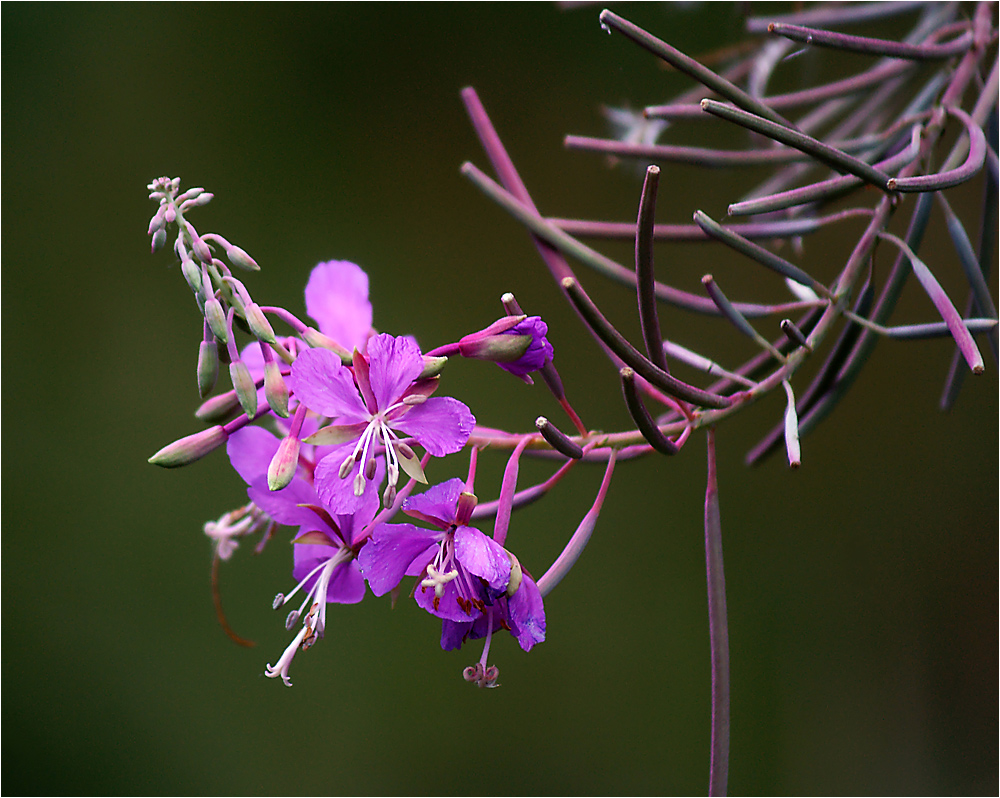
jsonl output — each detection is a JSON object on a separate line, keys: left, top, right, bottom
{"left": 146, "top": 4, "right": 994, "bottom": 787}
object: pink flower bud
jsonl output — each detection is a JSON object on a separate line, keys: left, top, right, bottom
{"left": 267, "top": 434, "right": 301, "bottom": 491}
{"left": 244, "top": 303, "right": 277, "bottom": 345}
{"left": 191, "top": 236, "right": 213, "bottom": 264}
{"left": 203, "top": 297, "right": 228, "bottom": 343}
{"left": 150, "top": 227, "right": 167, "bottom": 253}
{"left": 229, "top": 361, "right": 258, "bottom": 419}
{"left": 148, "top": 425, "right": 228, "bottom": 468}
{"left": 226, "top": 245, "right": 259, "bottom": 272}
{"left": 264, "top": 359, "right": 289, "bottom": 418}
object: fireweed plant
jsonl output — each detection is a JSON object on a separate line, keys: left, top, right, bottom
{"left": 147, "top": 4, "right": 997, "bottom": 793}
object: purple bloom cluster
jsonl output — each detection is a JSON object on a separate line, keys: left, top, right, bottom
{"left": 206, "top": 259, "right": 547, "bottom": 686}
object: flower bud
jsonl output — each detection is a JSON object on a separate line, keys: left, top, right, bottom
{"left": 263, "top": 359, "right": 289, "bottom": 418}
{"left": 195, "top": 389, "right": 242, "bottom": 423}
{"left": 203, "top": 297, "right": 229, "bottom": 343}
{"left": 180, "top": 191, "right": 213, "bottom": 209}
{"left": 148, "top": 425, "right": 227, "bottom": 468}
{"left": 229, "top": 361, "right": 258, "bottom": 419}
{"left": 147, "top": 206, "right": 166, "bottom": 235}
{"left": 191, "top": 235, "right": 213, "bottom": 264}
{"left": 226, "top": 245, "right": 260, "bottom": 272}
{"left": 181, "top": 259, "right": 202, "bottom": 296}
{"left": 267, "top": 434, "right": 301, "bottom": 491}
{"left": 197, "top": 340, "right": 219, "bottom": 398}
{"left": 151, "top": 227, "right": 167, "bottom": 253}
{"left": 418, "top": 355, "right": 449, "bottom": 379}
{"left": 244, "top": 303, "right": 277, "bottom": 345}
{"left": 459, "top": 333, "right": 532, "bottom": 363}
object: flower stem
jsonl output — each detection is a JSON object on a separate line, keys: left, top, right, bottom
{"left": 704, "top": 428, "right": 729, "bottom": 797}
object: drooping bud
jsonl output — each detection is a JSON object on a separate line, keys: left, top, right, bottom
{"left": 418, "top": 355, "right": 449, "bottom": 379}
{"left": 459, "top": 332, "right": 532, "bottom": 363}
{"left": 148, "top": 425, "right": 228, "bottom": 468}
{"left": 195, "top": 389, "right": 243, "bottom": 423}
{"left": 267, "top": 434, "right": 301, "bottom": 491}
{"left": 229, "top": 360, "right": 258, "bottom": 418}
{"left": 151, "top": 227, "right": 167, "bottom": 253}
{"left": 226, "top": 245, "right": 260, "bottom": 271}
{"left": 204, "top": 296, "right": 229, "bottom": 343}
{"left": 181, "top": 259, "right": 202, "bottom": 296}
{"left": 197, "top": 340, "right": 219, "bottom": 397}
{"left": 244, "top": 303, "right": 278, "bottom": 345}
{"left": 263, "top": 358, "right": 289, "bottom": 418}
{"left": 190, "top": 235, "right": 213, "bottom": 264}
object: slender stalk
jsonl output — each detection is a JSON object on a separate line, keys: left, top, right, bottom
{"left": 635, "top": 165, "right": 668, "bottom": 372}
{"left": 598, "top": 9, "right": 797, "bottom": 129}
{"left": 767, "top": 22, "right": 973, "bottom": 60}
{"left": 704, "top": 428, "right": 729, "bottom": 797}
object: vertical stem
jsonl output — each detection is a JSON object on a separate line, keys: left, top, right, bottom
{"left": 704, "top": 428, "right": 730, "bottom": 796}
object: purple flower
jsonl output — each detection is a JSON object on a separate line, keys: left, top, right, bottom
{"left": 226, "top": 424, "right": 378, "bottom": 686}
{"left": 457, "top": 315, "right": 553, "bottom": 382}
{"left": 498, "top": 316, "right": 553, "bottom": 379}
{"left": 359, "top": 478, "right": 545, "bottom": 653}
{"left": 291, "top": 333, "right": 476, "bottom": 514}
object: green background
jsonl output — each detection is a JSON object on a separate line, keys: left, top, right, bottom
{"left": 3, "top": 3, "right": 997, "bottom": 794}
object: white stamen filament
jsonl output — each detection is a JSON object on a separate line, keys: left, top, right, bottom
{"left": 264, "top": 624, "right": 309, "bottom": 687}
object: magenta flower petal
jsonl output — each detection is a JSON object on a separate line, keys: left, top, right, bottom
{"left": 500, "top": 316, "right": 554, "bottom": 378}
{"left": 313, "top": 447, "right": 382, "bottom": 516}
{"left": 289, "top": 348, "right": 369, "bottom": 421}
{"left": 227, "top": 426, "right": 280, "bottom": 485}
{"left": 365, "top": 333, "right": 425, "bottom": 410}
{"left": 358, "top": 523, "right": 443, "bottom": 596}
{"left": 401, "top": 478, "right": 464, "bottom": 526}
{"left": 304, "top": 260, "right": 373, "bottom": 352}
{"left": 507, "top": 573, "right": 546, "bottom": 651}
{"left": 454, "top": 525, "right": 511, "bottom": 591}
{"left": 393, "top": 397, "right": 476, "bottom": 457}
{"left": 415, "top": 577, "right": 478, "bottom": 622}
{"left": 291, "top": 546, "right": 365, "bottom": 604}
{"left": 440, "top": 619, "right": 473, "bottom": 651}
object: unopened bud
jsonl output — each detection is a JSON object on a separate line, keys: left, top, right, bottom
{"left": 147, "top": 207, "right": 166, "bottom": 236}
{"left": 229, "top": 361, "right": 258, "bottom": 419}
{"left": 181, "top": 259, "right": 202, "bottom": 296}
{"left": 419, "top": 355, "right": 449, "bottom": 379}
{"left": 267, "top": 434, "right": 301, "bottom": 491}
{"left": 226, "top": 245, "right": 260, "bottom": 271}
{"left": 244, "top": 303, "right": 277, "bottom": 345}
{"left": 197, "top": 340, "right": 219, "bottom": 398}
{"left": 204, "top": 297, "right": 228, "bottom": 343}
{"left": 148, "top": 425, "right": 227, "bottom": 468}
{"left": 263, "top": 360, "right": 289, "bottom": 418}
{"left": 151, "top": 227, "right": 167, "bottom": 253}
{"left": 195, "top": 389, "right": 242, "bottom": 423}
{"left": 191, "top": 236, "right": 213, "bottom": 264}
{"left": 180, "top": 191, "right": 214, "bottom": 208}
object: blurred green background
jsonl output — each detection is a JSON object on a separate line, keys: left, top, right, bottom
{"left": 3, "top": 3, "right": 997, "bottom": 795}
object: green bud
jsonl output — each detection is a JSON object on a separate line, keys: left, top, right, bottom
{"left": 181, "top": 259, "right": 202, "bottom": 296}
{"left": 267, "top": 435, "right": 301, "bottom": 491}
{"left": 226, "top": 245, "right": 260, "bottom": 271}
{"left": 195, "top": 390, "right": 242, "bottom": 423}
{"left": 229, "top": 361, "right": 257, "bottom": 419}
{"left": 148, "top": 425, "right": 227, "bottom": 468}
{"left": 197, "top": 340, "right": 219, "bottom": 398}
{"left": 204, "top": 297, "right": 228, "bottom": 343}
{"left": 245, "top": 303, "right": 278, "bottom": 345}
{"left": 264, "top": 360, "right": 289, "bottom": 418}
{"left": 419, "top": 355, "right": 449, "bottom": 379}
